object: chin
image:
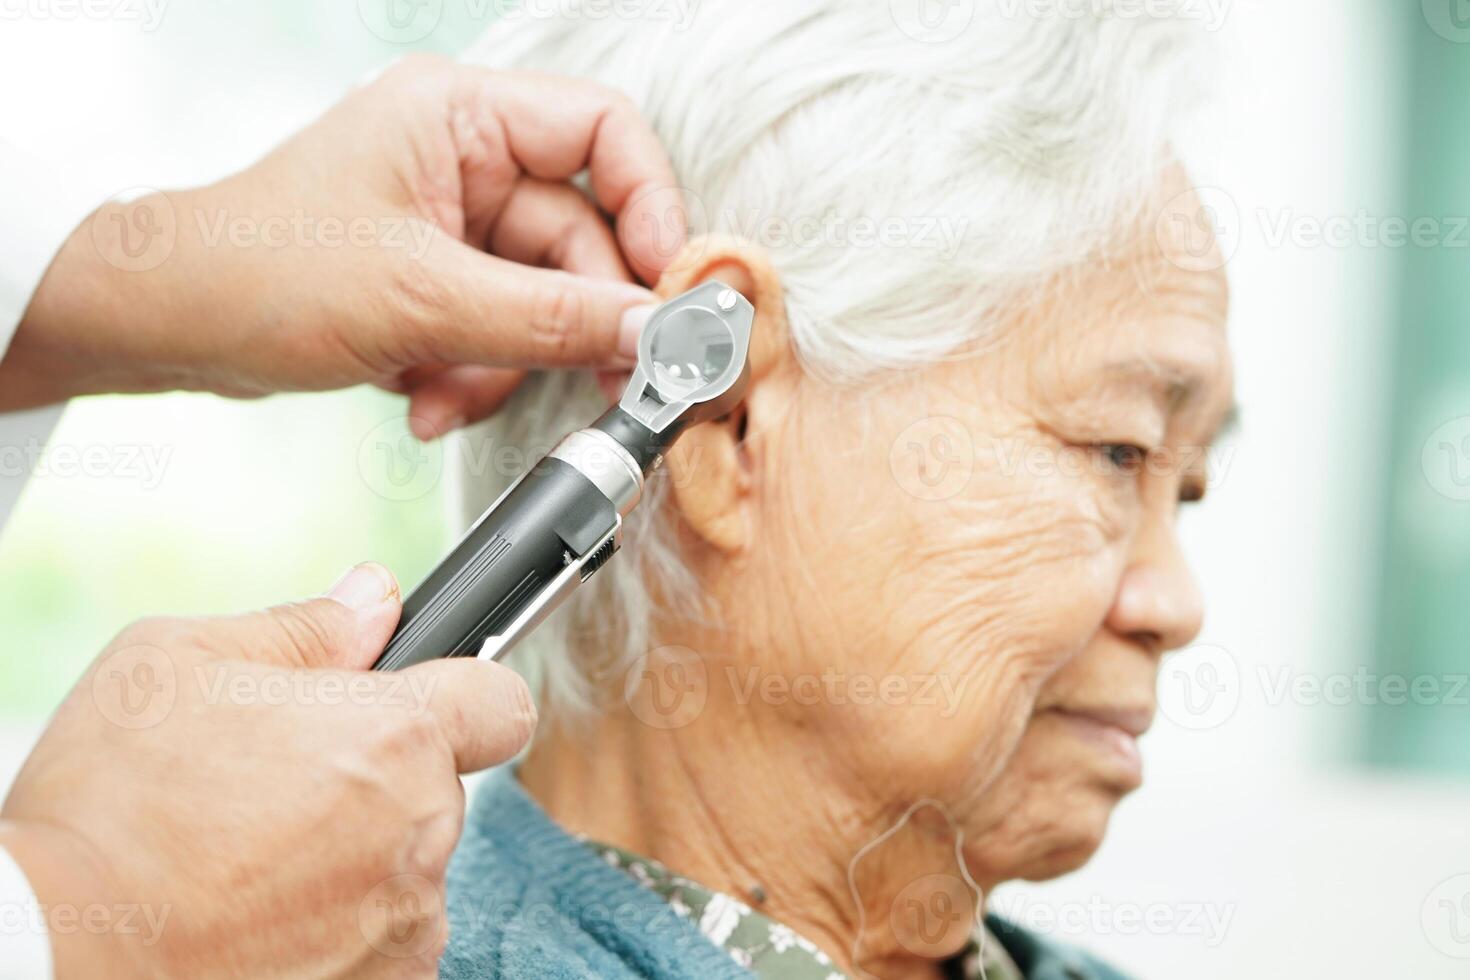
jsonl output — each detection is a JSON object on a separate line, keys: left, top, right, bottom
{"left": 1012, "top": 797, "right": 1120, "bottom": 881}
{"left": 966, "top": 770, "right": 1134, "bottom": 886}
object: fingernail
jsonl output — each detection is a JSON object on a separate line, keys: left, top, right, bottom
{"left": 326, "top": 562, "right": 398, "bottom": 613}
{"left": 618, "top": 304, "right": 657, "bottom": 360}
{"left": 409, "top": 415, "right": 464, "bottom": 441}
{"left": 435, "top": 415, "right": 466, "bottom": 438}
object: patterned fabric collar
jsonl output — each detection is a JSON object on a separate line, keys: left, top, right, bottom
{"left": 581, "top": 839, "right": 1024, "bottom": 980}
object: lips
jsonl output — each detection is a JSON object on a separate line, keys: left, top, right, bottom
{"left": 1044, "top": 705, "right": 1151, "bottom": 787}
{"left": 1049, "top": 704, "right": 1154, "bottom": 738}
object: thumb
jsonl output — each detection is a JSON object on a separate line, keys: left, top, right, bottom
{"left": 197, "top": 563, "right": 403, "bottom": 670}
{"left": 409, "top": 238, "right": 657, "bottom": 370}
{"left": 409, "top": 658, "right": 538, "bottom": 773}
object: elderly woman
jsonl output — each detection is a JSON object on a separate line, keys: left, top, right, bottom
{"left": 439, "top": 2, "right": 1234, "bottom": 978}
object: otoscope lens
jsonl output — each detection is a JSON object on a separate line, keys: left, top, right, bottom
{"left": 648, "top": 307, "right": 735, "bottom": 398}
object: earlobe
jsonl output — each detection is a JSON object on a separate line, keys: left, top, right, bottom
{"left": 654, "top": 235, "right": 791, "bottom": 556}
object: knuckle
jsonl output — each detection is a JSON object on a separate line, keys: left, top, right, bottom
{"left": 380, "top": 708, "right": 442, "bottom": 761}
{"left": 526, "top": 275, "right": 588, "bottom": 360}
{"left": 264, "top": 602, "right": 342, "bottom": 665}
{"left": 506, "top": 673, "right": 539, "bottom": 742}
{"left": 384, "top": 256, "right": 452, "bottom": 347}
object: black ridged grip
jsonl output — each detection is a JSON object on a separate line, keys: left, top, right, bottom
{"left": 373, "top": 457, "right": 617, "bottom": 671}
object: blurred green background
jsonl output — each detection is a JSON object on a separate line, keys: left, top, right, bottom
{"left": 1367, "top": 14, "right": 1470, "bottom": 774}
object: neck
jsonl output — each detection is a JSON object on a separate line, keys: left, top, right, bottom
{"left": 519, "top": 691, "right": 992, "bottom": 980}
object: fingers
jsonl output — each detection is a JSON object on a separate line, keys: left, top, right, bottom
{"left": 416, "top": 238, "right": 653, "bottom": 369}
{"left": 407, "top": 658, "right": 538, "bottom": 773}
{"left": 188, "top": 564, "right": 403, "bottom": 670}
{"left": 449, "top": 67, "right": 686, "bottom": 284}
{"left": 406, "top": 365, "right": 526, "bottom": 439}
{"left": 487, "top": 178, "right": 633, "bottom": 283}
{"left": 404, "top": 178, "right": 634, "bottom": 435}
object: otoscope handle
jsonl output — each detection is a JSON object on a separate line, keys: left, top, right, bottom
{"left": 372, "top": 433, "right": 638, "bottom": 671}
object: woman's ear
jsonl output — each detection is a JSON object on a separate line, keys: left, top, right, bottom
{"left": 655, "top": 234, "right": 793, "bottom": 555}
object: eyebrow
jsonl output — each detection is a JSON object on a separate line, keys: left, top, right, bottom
{"left": 1103, "top": 358, "right": 1240, "bottom": 444}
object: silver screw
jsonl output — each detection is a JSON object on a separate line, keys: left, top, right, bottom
{"left": 717, "top": 288, "right": 738, "bottom": 312}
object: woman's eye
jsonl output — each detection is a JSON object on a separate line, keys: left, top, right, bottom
{"left": 1092, "top": 443, "right": 1149, "bottom": 475}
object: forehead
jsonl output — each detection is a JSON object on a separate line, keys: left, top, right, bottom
{"left": 1009, "top": 171, "right": 1234, "bottom": 411}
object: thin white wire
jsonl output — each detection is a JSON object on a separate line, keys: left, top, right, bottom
{"left": 844, "top": 797, "right": 988, "bottom": 980}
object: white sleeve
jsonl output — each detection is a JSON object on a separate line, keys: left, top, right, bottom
{"left": 0, "top": 845, "right": 51, "bottom": 979}
{"left": 0, "top": 142, "right": 109, "bottom": 538}
{"left": 0, "top": 144, "right": 112, "bottom": 979}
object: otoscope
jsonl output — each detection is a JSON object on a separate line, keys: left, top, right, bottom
{"left": 373, "top": 281, "right": 754, "bottom": 671}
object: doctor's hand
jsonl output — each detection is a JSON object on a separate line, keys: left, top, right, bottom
{"left": 1, "top": 55, "right": 686, "bottom": 437}
{"left": 0, "top": 562, "right": 534, "bottom": 979}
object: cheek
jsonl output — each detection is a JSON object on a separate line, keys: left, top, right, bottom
{"left": 886, "top": 434, "right": 1131, "bottom": 683}
{"left": 758, "top": 423, "right": 1130, "bottom": 800}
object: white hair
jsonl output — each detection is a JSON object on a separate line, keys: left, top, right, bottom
{"left": 452, "top": 0, "right": 1215, "bottom": 724}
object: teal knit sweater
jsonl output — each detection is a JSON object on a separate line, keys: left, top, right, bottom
{"left": 440, "top": 768, "right": 1132, "bottom": 980}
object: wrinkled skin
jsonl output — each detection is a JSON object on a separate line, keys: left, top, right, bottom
{"left": 522, "top": 167, "right": 1235, "bottom": 980}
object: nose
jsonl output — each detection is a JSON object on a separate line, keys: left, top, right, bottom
{"left": 1104, "top": 520, "right": 1204, "bottom": 654}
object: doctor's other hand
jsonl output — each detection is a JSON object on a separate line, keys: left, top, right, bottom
{"left": 0, "top": 562, "right": 535, "bottom": 979}
{"left": 1, "top": 55, "right": 686, "bottom": 436}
